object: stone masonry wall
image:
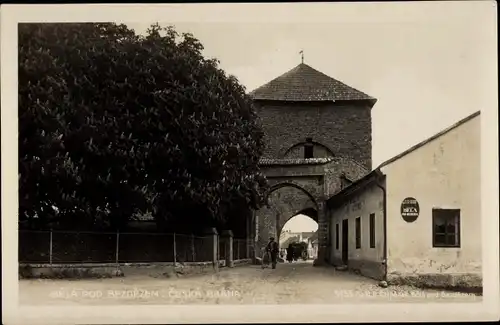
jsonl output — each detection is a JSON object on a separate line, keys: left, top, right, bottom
{"left": 255, "top": 101, "right": 372, "bottom": 170}
{"left": 258, "top": 158, "right": 371, "bottom": 263}
{"left": 256, "top": 185, "right": 317, "bottom": 252}
{"left": 323, "top": 158, "right": 369, "bottom": 197}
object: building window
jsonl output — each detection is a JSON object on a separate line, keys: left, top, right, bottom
{"left": 304, "top": 137, "right": 313, "bottom": 159}
{"left": 432, "top": 208, "right": 461, "bottom": 247}
{"left": 335, "top": 223, "right": 339, "bottom": 249}
{"left": 369, "top": 213, "right": 375, "bottom": 248}
{"left": 355, "top": 217, "right": 361, "bottom": 249}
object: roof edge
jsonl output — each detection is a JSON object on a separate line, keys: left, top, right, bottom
{"left": 325, "top": 110, "right": 480, "bottom": 210}
{"left": 250, "top": 97, "right": 378, "bottom": 106}
{"left": 248, "top": 63, "right": 377, "bottom": 103}
{"left": 326, "top": 169, "right": 384, "bottom": 209}
{"left": 377, "top": 110, "right": 481, "bottom": 169}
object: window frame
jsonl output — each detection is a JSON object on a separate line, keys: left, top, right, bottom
{"left": 369, "top": 213, "right": 375, "bottom": 248}
{"left": 304, "top": 137, "right": 314, "bottom": 159}
{"left": 335, "top": 223, "right": 339, "bottom": 249}
{"left": 432, "top": 208, "right": 461, "bottom": 248}
{"left": 355, "top": 217, "right": 361, "bottom": 249}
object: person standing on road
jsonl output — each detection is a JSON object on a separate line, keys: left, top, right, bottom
{"left": 266, "top": 237, "right": 279, "bottom": 269}
{"left": 286, "top": 244, "right": 293, "bottom": 263}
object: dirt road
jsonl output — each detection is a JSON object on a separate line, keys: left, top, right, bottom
{"left": 19, "top": 261, "right": 481, "bottom": 305}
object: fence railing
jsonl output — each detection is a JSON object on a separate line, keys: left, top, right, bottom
{"left": 19, "top": 230, "right": 214, "bottom": 264}
{"left": 19, "top": 230, "right": 252, "bottom": 265}
{"left": 233, "top": 238, "right": 251, "bottom": 260}
{"left": 218, "top": 236, "right": 226, "bottom": 261}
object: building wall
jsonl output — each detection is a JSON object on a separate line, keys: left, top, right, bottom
{"left": 257, "top": 185, "right": 317, "bottom": 249}
{"left": 310, "top": 242, "right": 318, "bottom": 259}
{"left": 323, "top": 158, "right": 369, "bottom": 197}
{"left": 259, "top": 158, "right": 370, "bottom": 263}
{"left": 262, "top": 157, "right": 369, "bottom": 199}
{"left": 329, "top": 182, "right": 385, "bottom": 280}
{"left": 382, "top": 115, "right": 481, "bottom": 286}
{"left": 255, "top": 101, "right": 372, "bottom": 169}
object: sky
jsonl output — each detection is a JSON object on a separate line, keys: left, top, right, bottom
{"left": 282, "top": 215, "right": 318, "bottom": 233}
{"left": 124, "top": 3, "right": 495, "bottom": 233}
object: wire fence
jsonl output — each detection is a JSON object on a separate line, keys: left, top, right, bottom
{"left": 218, "top": 236, "right": 226, "bottom": 261}
{"left": 19, "top": 230, "right": 215, "bottom": 264}
{"left": 233, "top": 238, "right": 250, "bottom": 260}
{"left": 19, "top": 230, "right": 252, "bottom": 265}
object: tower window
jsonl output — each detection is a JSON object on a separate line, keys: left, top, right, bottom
{"left": 304, "top": 137, "right": 314, "bottom": 159}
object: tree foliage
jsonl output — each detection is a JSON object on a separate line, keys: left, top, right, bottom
{"left": 18, "top": 23, "right": 268, "bottom": 232}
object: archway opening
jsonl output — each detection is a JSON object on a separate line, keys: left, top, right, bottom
{"left": 255, "top": 182, "right": 319, "bottom": 263}
{"left": 278, "top": 211, "right": 319, "bottom": 261}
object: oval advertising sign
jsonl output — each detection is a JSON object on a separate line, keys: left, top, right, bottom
{"left": 401, "top": 197, "right": 419, "bottom": 223}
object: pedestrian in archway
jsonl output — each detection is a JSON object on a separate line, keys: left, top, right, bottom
{"left": 286, "top": 244, "right": 294, "bottom": 263}
{"left": 266, "top": 237, "right": 279, "bottom": 269}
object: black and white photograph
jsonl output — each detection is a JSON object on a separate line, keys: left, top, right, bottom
{"left": 1, "top": 2, "right": 498, "bottom": 324}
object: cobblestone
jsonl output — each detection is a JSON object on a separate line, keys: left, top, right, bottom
{"left": 19, "top": 261, "right": 481, "bottom": 305}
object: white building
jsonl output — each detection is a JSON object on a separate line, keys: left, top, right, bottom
{"left": 279, "top": 230, "right": 315, "bottom": 248}
{"left": 308, "top": 232, "right": 319, "bottom": 259}
{"left": 326, "top": 111, "right": 481, "bottom": 291}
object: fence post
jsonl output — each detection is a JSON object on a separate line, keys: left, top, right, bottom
{"left": 190, "top": 234, "right": 195, "bottom": 262}
{"left": 221, "top": 230, "right": 234, "bottom": 268}
{"left": 173, "top": 233, "right": 177, "bottom": 265}
{"left": 253, "top": 214, "right": 259, "bottom": 264}
{"left": 204, "top": 227, "right": 219, "bottom": 271}
{"left": 246, "top": 215, "right": 252, "bottom": 260}
{"left": 236, "top": 240, "right": 240, "bottom": 260}
{"left": 49, "top": 229, "right": 53, "bottom": 265}
{"left": 115, "top": 230, "right": 120, "bottom": 265}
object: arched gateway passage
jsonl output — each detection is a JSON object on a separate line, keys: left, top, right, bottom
{"left": 255, "top": 183, "right": 319, "bottom": 251}
{"left": 252, "top": 157, "right": 370, "bottom": 265}
{"left": 279, "top": 212, "right": 319, "bottom": 260}
{"left": 279, "top": 208, "right": 318, "bottom": 241}
{"left": 249, "top": 62, "right": 376, "bottom": 265}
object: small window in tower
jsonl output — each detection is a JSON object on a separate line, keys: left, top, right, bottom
{"left": 304, "top": 138, "right": 314, "bottom": 159}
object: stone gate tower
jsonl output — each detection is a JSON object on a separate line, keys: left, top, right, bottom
{"left": 249, "top": 63, "right": 377, "bottom": 264}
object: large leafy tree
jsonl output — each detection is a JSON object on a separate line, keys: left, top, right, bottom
{"left": 18, "top": 23, "right": 268, "bottom": 232}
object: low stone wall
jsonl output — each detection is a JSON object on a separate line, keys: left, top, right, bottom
{"left": 19, "top": 258, "right": 252, "bottom": 280}
{"left": 387, "top": 273, "right": 483, "bottom": 294}
{"left": 330, "top": 256, "right": 343, "bottom": 267}
{"left": 233, "top": 259, "right": 252, "bottom": 266}
{"left": 327, "top": 257, "right": 384, "bottom": 280}
{"left": 19, "top": 263, "right": 119, "bottom": 279}
{"left": 329, "top": 259, "right": 481, "bottom": 294}
{"left": 348, "top": 259, "right": 385, "bottom": 281}
{"left": 19, "top": 261, "right": 221, "bottom": 280}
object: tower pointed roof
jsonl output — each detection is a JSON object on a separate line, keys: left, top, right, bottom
{"left": 249, "top": 63, "right": 376, "bottom": 104}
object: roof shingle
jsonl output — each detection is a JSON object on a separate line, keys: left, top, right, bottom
{"left": 249, "top": 63, "right": 376, "bottom": 103}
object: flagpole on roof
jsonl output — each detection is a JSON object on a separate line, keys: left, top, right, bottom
{"left": 299, "top": 50, "right": 304, "bottom": 64}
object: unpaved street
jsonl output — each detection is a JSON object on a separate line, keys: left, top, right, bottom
{"left": 19, "top": 262, "right": 481, "bottom": 305}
